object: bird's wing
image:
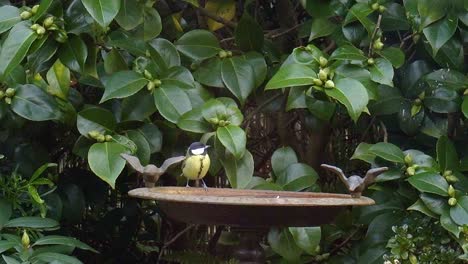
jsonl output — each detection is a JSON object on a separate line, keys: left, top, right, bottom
{"left": 121, "top": 154, "right": 144, "bottom": 173}
{"left": 160, "top": 156, "right": 186, "bottom": 172}
{"left": 364, "top": 167, "right": 388, "bottom": 186}
{"left": 321, "top": 164, "right": 350, "bottom": 189}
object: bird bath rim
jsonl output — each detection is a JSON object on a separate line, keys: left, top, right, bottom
{"left": 128, "top": 187, "right": 375, "bottom": 207}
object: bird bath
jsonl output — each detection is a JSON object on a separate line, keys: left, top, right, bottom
{"left": 128, "top": 187, "right": 375, "bottom": 263}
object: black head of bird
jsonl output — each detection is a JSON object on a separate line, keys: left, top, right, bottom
{"left": 320, "top": 164, "right": 388, "bottom": 198}
{"left": 188, "top": 142, "right": 210, "bottom": 155}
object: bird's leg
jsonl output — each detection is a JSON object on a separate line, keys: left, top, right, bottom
{"left": 185, "top": 178, "right": 190, "bottom": 187}
{"left": 201, "top": 179, "right": 208, "bottom": 191}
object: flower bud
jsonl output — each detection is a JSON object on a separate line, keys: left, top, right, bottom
{"left": 412, "top": 34, "right": 420, "bottom": 43}
{"left": 144, "top": 69, "right": 153, "bottom": 80}
{"left": 97, "top": 134, "right": 105, "bottom": 143}
{"left": 22, "top": 230, "right": 30, "bottom": 248}
{"left": 5, "top": 88, "right": 15, "bottom": 97}
{"left": 373, "top": 40, "right": 384, "bottom": 50}
{"left": 404, "top": 154, "right": 413, "bottom": 165}
{"left": 20, "top": 11, "right": 32, "bottom": 20}
{"left": 378, "top": 5, "right": 386, "bottom": 13}
{"left": 54, "top": 31, "right": 68, "bottom": 43}
{"left": 448, "top": 197, "right": 457, "bottom": 206}
{"left": 43, "top": 16, "right": 55, "bottom": 28}
{"left": 31, "top": 5, "right": 40, "bottom": 14}
{"left": 319, "top": 56, "right": 328, "bottom": 67}
{"left": 324, "top": 80, "right": 335, "bottom": 89}
{"left": 367, "top": 58, "right": 375, "bottom": 65}
{"left": 146, "top": 81, "right": 155, "bottom": 91}
{"left": 446, "top": 174, "right": 459, "bottom": 183}
{"left": 448, "top": 185, "right": 456, "bottom": 197}
{"left": 464, "top": 89, "right": 468, "bottom": 96}
{"left": 218, "top": 50, "right": 228, "bottom": 59}
{"left": 4, "top": 97, "right": 11, "bottom": 105}
{"left": 371, "top": 2, "right": 379, "bottom": 10}
{"left": 36, "top": 26, "right": 46, "bottom": 35}
{"left": 88, "top": 130, "right": 100, "bottom": 139}
{"left": 313, "top": 78, "right": 323, "bottom": 86}
{"left": 208, "top": 117, "right": 219, "bottom": 124}
{"left": 30, "top": 23, "right": 40, "bottom": 30}
{"left": 409, "top": 255, "right": 417, "bottom": 264}
{"left": 226, "top": 51, "right": 233, "bottom": 57}
{"left": 153, "top": 79, "right": 162, "bottom": 87}
{"left": 218, "top": 120, "right": 227, "bottom": 127}
{"left": 443, "top": 170, "right": 453, "bottom": 177}
{"left": 105, "top": 135, "right": 113, "bottom": 142}
{"left": 318, "top": 69, "right": 328, "bottom": 81}
{"left": 406, "top": 166, "right": 416, "bottom": 176}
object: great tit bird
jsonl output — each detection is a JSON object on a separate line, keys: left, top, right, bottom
{"left": 182, "top": 142, "right": 211, "bottom": 189}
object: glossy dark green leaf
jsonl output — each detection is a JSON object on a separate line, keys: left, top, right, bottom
{"left": 351, "top": 143, "right": 375, "bottom": 163}
{"left": 287, "top": 87, "right": 306, "bottom": 110}
{"left": 133, "top": 7, "right": 162, "bottom": 41}
{"left": 31, "top": 0, "right": 53, "bottom": 22}
{"left": 115, "top": 0, "right": 143, "bottom": 30}
{"left": 0, "top": 198, "right": 12, "bottom": 228}
{"left": 329, "top": 45, "right": 366, "bottom": 61}
{"left": 148, "top": 38, "right": 181, "bottom": 69}
{"left": 46, "top": 59, "right": 70, "bottom": 100}
{"left": 408, "top": 199, "right": 438, "bottom": 218}
{"left": 175, "top": 30, "right": 221, "bottom": 60}
{"left": 377, "top": 47, "right": 405, "bottom": 69}
{"left": 177, "top": 107, "right": 212, "bottom": 133}
{"left": 423, "top": 16, "right": 458, "bottom": 56}
{"left": 380, "top": 3, "right": 409, "bottom": 31}
{"left": 235, "top": 13, "right": 263, "bottom": 52}
{"left": 404, "top": 150, "right": 437, "bottom": 168}
{"left": 432, "top": 34, "right": 464, "bottom": 71}
{"left": 81, "top": 0, "right": 120, "bottom": 27}
{"left": 0, "top": 21, "right": 37, "bottom": 80}
{"left": 221, "top": 56, "right": 255, "bottom": 105}
{"left": 126, "top": 130, "right": 150, "bottom": 165}
{"left": 33, "top": 235, "right": 97, "bottom": 252}
{"left": 154, "top": 83, "right": 192, "bottom": 123}
{"left": 399, "top": 60, "right": 433, "bottom": 98}
{"left": 193, "top": 58, "right": 223, "bottom": 87}
{"left": 88, "top": 142, "right": 127, "bottom": 188}
{"left": 271, "top": 147, "right": 298, "bottom": 178}
{"left": 408, "top": 172, "right": 449, "bottom": 196}
{"left": 450, "top": 196, "right": 468, "bottom": 225}
{"left": 265, "top": 64, "right": 316, "bottom": 90}
{"left": 0, "top": 241, "right": 17, "bottom": 254}
{"left": 11, "top": 84, "right": 61, "bottom": 121}
{"left": 104, "top": 49, "right": 128, "bottom": 74}
{"left": 58, "top": 35, "right": 88, "bottom": 73}
{"left": 369, "top": 85, "right": 404, "bottom": 115}
{"left": 2, "top": 256, "right": 20, "bottom": 264}
{"left": 0, "top": 5, "right": 20, "bottom": 34}
{"left": 201, "top": 98, "right": 243, "bottom": 126}
{"left": 245, "top": 177, "right": 283, "bottom": 191}
{"left": 289, "top": 227, "right": 321, "bottom": 255}
{"left": 369, "top": 58, "right": 394, "bottom": 86}
{"left": 375, "top": 168, "right": 403, "bottom": 182}
{"left": 277, "top": 163, "right": 318, "bottom": 191}
{"left": 101, "top": 71, "right": 148, "bottom": 102}
{"left": 424, "top": 69, "right": 468, "bottom": 91}
{"left": 77, "top": 107, "right": 116, "bottom": 137}
{"left": 138, "top": 123, "right": 162, "bottom": 154}
{"left": 417, "top": 0, "right": 447, "bottom": 29}
{"left": 306, "top": 94, "right": 336, "bottom": 121}
{"left": 325, "top": 78, "right": 369, "bottom": 122}
{"left": 424, "top": 88, "right": 460, "bottom": 113}
{"left": 309, "top": 17, "right": 337, "bottom": 40}
{"left": 420, "top": 193, "right": 445, "bottom": 215}
{"left": 5, "top": 217, "right": 58, "bottom": 229}
{"left": 437, "top": 135, "right": 458, "bottom": 172}
{"left": 221, "top": 150, "right": 254, "bottom": 189}
{"left": 243, "top": 51, "right": 267, "bottom": 88}
{"left": 217, "top": 125, "right": 246, "bottom": 159}
{"left": 121, "top": 91, "right": 156, "bottom": 121}
{"left": 398, "top": 101, "right": 424, "bottom": 135}
{"left": 369, "top": 142, "right": 405, "bottom": 163}
{"left": 267, "top": 228, "right": 303, "bottom": 261}
{"left": 463, "top": 96, "right": 468, "bottom": 119}
{"left": 345, "top": 3, "right": 374, "bottom": 34}
{"left": 72, "top": 136, "right": 93, "bottom": 158}
{"left": 33, "top": 252, "right": 82, "bottom": 264}
{"left": 441, "top": 207, "right": 460, "bottom": 237}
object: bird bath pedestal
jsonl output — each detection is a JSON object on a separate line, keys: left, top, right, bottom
{"left": 128, "top": 187, "right": 375, "bottom": 263}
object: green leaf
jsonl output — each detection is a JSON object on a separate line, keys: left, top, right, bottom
{"left": 126, "top": 130, "right": 150, "bottom": 166}
{"left": 277, "top": 163, "right": 318, "bottom": 191}
{"left": 34, "top": 235, "right": 97, "bottom": 252}
{"left": 420, "top": 193, "right": 445, "bottom": 215}
{"left": 306, "top": 95, "right": 336, "bottom": 121}
{"left": 408, "top": 172, "right": 449, "bottom": 196}
{"left": 309, "top": 17, "right": 337, "bottom": 41}
{"left": 11, "top": 84, "right": 61, "bottom": 121}
{"left": 463, "top": 97, "right": 468, "bottom": 119}
{"left": 243, "top": 51, "right": 267, "bottom": 88}
{"left": 425, "top": 69, "right": 468, "bottom": 91}
{"left": 221, "top": 57, "right": 255, "bottom": 105}
{"left": 0, "top": 198, "right": 12, "bottom": 229}
{"left": 287, "top": 87, "right": 306, "bottom": 110}
{"left": 377, "top": 47, "right": 405, "bottom": 69}
{"left": 88, "top": 142, "right": 127, "bottom": 189}
{"left": 5, "top": 217, "right": 58, "bottom": 229}
{"left": 437, "top": 135, "right": 459, "bottom": 172}
{"left": 329, "top": 45, "right": 367, "bottom": 61}
{"left": 346, "top": 3, "right": 375, "bottom": 34}
{"left": 450, "top": 196, "right": 468, "bottom": 225}
{"left": 235, "top": 13, "right": 263, "bottom": 52}
{"left": 2, "top": 256, "right": 20, "bottom": 264}
{"left": 175, "top": 30, "right": 221, "bottom": 60}
{"left": 424, "top": 88, "right": 460, "bottom": 113}
{"left": 148, "top": 38, "right": 181, "bottom": 70}
{"left": 201, "top": 98, "right": 243, "bottom": 126}
{"left": 369, "top": 142, "right": 405, "bottom": 163}
{"left": 138, "top": 124, "right": 162, "bottom": 154}
{"left": 121, "top": 91, "right": 156, "bottom": 121}
{"left": 178, "top": 107, "right": 212, "bottom": 134}
{"left": 104, "top": 49, "right": 128, "bottom": 74}
{"left": 289, "top": 227, "right": 321, "bottom": 255}
{"left": 423, "top": 16, "right": 458, "bottom": 56}
{"left": 325, "top": 78, "right": 369, "bottom": 122}
{"left": 154, "top": 83, "right": 192, "bottom": 123}
{"left": 0, "top": 241, "right": 17, "bottom": 254}
{"left": 0, "top": 21, "right": 37, "bottom": 80}
{"left": 77, "top": 107, "right": 116, "bottom": 137}
{"left": 271, "top": 147, "right": 298, "bottom": 178}
{"left": 216, "top": 125, "right": 246, "bottom": 160}
{"left": 417, "top": 0, "right": 447, "bottom": 29}
{"left": 267, "top": 228, "right": 303, "bottom": 261}
{"left": 115, "top": 0, "right": 143, "bottom": 30}
{"left": 351, "top": 143, "right": 375, "bottom": 163}
{"left": 433, "top": 38, "right": 464, "bottom": 72}
{"left": 408, "top": 199, "right": 438, "bottom": 218}
{"left": 81, "top": 0, "right": 120, "bottom": 27}
{"left": 100, "top": 71, "right": 148, "bottom": 102}
{"left": 46, "top": 59, "right": 70, "bottom": 100}
{"left": 133, "top": 7, "right": 162, "bottom": 41}
{"left": 59, "top": 35, "right": 88, "bottom": 73}
{"left": 221, "top": 150, "right": 254, "bottom": 189}
{"left": 369, "top": 85, "right": 404, "bottom": 115}
{"left": 380, "top": 3, "right": 409, "bottom": 31}
{"left": 0, "top": 5, "right": 20, "bottom": 34}
{"left": 265, "top": 64, "right": 316, "bottom": 90}
{"left": 33, "top": 252, "right": 83, "bottom": 264}
{"left": 28, "top": 185, "right": 44, "bottom": 204}
{"left": 193, "top": 58, "right": 223, "bottom": 88}
{"left": 31, "top": 0, "right": 53, "bottom": 22}
{"left": 441, "top": 207, "right": 460, "bottom": 237}
{"left": 369, "top": 58, "right": 394, "bottom": 86}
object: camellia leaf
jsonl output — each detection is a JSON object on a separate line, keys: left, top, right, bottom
{"left": 11, "top": 84, "right": 61, "bottom": 121}
{"left": 0, "top": 21, "right": 37, "bottom": 80}
{"left": 309, "top": 17, "right": 337, "bottom": 41}
{"left": 205, "top": 0, "right": 236, "bottom": 31}
{"left": 81, "top": 0, "right": 121, "bottom": 27}
{"left": 104, "top": 49, "right": 128, "bottom": 74}
{"left": 346, "top": 3, "right": 375, "bottom": 34}
{"left": 175, "top": 29, "right": 221, "bottom": 60}
{"left": 33, "top": 252, "right": 83, "bottom": 264}
{"left": 221, "top": 56, "right": 256, "bottom": 105}
{"left": 450, "top": 196, "right": 468, "bottom": 225}
{"left": 441, "top": 207, "right": 460, "bottom": 237}
{"left": 220, "top": 150, "right": 254, "bottom": 189}
{"left": 126, "top": 130, "right": 151, "bottom": 166}
{"left": 271, "top": 146, "right": 298, "bottom": 178}
{"left": 0, "top": 198, "right": 12, "bottom": 229}
{"left": 408, "top": 172, "right": 449, "bottom": 196}
{"left": 377, "top": 47, "right": 405, "bottom": 68}
{"left": 243, "top": 51, "right": 267, "bottom": 88}
{"left": 133, "top": 7, "right": 162, "bottom": 41}
{"left": 423, "top": 16, "right": 458, "bottom": 56}
{"left": 436, "top": 135, "right": 459, "bottom": 172}
{"left": 148, "top": 38, "right": 181, "bottom": 69}
{"left": 463, "top": 97, "right": 468, "bottom": 119}
{"left": 369, "top": 142, "right": 405, "bottom": 163}
{"left": 33, "top": 235, "right": 97, "bottom": 253}
{"left": 154, "top": 83, "right": 192, "bottom": 123}
{"left": 265, "top": 64, "right": 316, "bottom": 90}
{"left": 329, "top": 45, "right": 367, "bottom": 61}
{"left": 289, "top": 227, "right": 321, "bottom": 255}
{"left": 369, "top": 58, "right": 394, "bottom": 86}
{"left": 424, "top": 88, "right": 460, "bottom": 114}
{"left": 88, "top": 142, "right": 127, "bottom": 189}
{"left": 2, "top": 256, "right": 21, "bottom": 264}
{"left": 380, "top": 3, "right": 409, "bottom": 31}
{"left": 177, "top": 107, "right": 213, "bottom": 134}
{"left": 351, "top": 143, "right": 375, "bottom": 163}
{"left": 216, "top": 125, "right": 246, "bottom": 160}
{"left": 58, "top": 35, "right": 88, "bottom": 73}
{"left": 267, "top": 228, "right": 303, "bottom": 261}
{"left": 325, "top": 78, "right": 369, "bottom": 122}
{"left": 76, "top": 107, "right": 116, "bottom": 137}
{"left": 100, "top": 71, "right": 148, "bottom": 102}
{"left": 46, "top": 59, "right": 70, "bottom": 100}
{"left": 5, "top": 217, "right": 58, "bottom": 229}
{"left": 417, "top": 0, "right": 448, "bottom": 29}
{"left": 0, "top": 5, "right": 20, "bottom": 34}
{"left": 194, "top": 58, "right": 223, "bottom": 87}
{"left": 115, "top": 0, "right": 143, "bottom": 30}
{"left": 424, "top": 69, "right": 468, "bottom": 91}
{"left": 306, "top": 94, "right": 336, "bottom": 121}
{"left": 407, "top": 199, "right": 438, "bottom": 218}
{"left": 235, "top": 13, "right": 263, "bottom": 52}
{"left": 278, "top": 163, "right": 318, "bottom": 191}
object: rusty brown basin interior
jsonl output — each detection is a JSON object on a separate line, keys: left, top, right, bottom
{"left": 128, "top": 187, "right": 374, "bottom": 227}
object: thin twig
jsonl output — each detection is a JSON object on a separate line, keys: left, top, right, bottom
{"left": 242, "top": 93, "right": 283, "bottom": 129}
{"left": 157, "top": 224, "right": 195, "bottom": 263}
{"left": 195, "top": 7, "right": 237, "bottom": 28}
{"left": 266, "top": 23, "right": 303, "bottom": 39}
{"left": 368, "top": 14, "right": 382, "bottom": 57}
{"left": 399, "top": 33, "right": 416, "bottom": 48}
{"left": 329, "top": 229, "right": 359, "bottom": 255}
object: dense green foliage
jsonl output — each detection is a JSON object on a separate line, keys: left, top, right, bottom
{"left": 0, "top": 0, "right": 467, "bottom": 263}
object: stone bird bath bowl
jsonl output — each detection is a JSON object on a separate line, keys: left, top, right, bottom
{"left": 128, "top": 186, "right": 375, "bottom": 263}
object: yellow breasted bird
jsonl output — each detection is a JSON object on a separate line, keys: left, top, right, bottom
{"left": 182, "top": 142, "right": 211, "bottom": 189}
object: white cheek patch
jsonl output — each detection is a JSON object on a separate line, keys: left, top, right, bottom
{"left": 191, "top": 148, "right": 205, "bottom": 155}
